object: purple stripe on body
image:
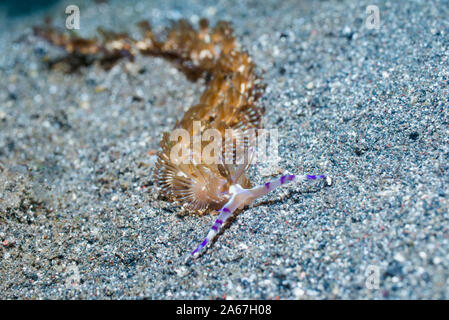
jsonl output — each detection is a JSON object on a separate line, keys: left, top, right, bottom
{"left": 212, "top": 225, "right": 219, "bottom": 231}
{"left": 280, "top": 175, "right": 286, "bottom": 184}
{"left": 318, "top": 175, "right": 326, "bottom": 179}
{"left": 265, "top": 182, "right": 270, "bottom": 189}
{"left": 216, "top": 219, "right": 223, "bottom": 225}
{"left": 306, "top": 175, "right": 316, "bottom": 180}
{"left": 191, "top": 238, "right": 208, "bottom": 256}
{"left": 288, "top": 174, "right": 295, "bottom": 181}
{"left": 222, "top": 207, "right": 230, "bottom": 213}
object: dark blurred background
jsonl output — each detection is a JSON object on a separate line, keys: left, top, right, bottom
{"left": 0, "top": 0, "right": 60, "bottom": 17}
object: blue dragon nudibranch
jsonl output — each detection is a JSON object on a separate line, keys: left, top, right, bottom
{"left": 33, "top": 17, "right": 329, "bottom": 260}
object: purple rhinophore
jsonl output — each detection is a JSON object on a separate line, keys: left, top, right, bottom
{"left": 222, "top": 207, "right": 230, "bottom": 213}
{"left": 212, "top": 225, "right": 219, "bottom": 231}
{"left": 201, "top": 239, "right": 208, "bottom": 246}
{"left": 216, "top": 219, "right": 223, "bottom": 225}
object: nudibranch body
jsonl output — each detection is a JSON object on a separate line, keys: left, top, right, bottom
{"left": 34, "top": 18, "right": 328, "bottom": 260}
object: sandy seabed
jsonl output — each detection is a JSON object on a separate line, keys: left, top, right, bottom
{"left": 0, "top": 0, "right": 448, "bottom": 299}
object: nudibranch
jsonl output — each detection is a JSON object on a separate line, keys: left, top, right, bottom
{"left": 34, "top": 18, "right": 329, "bottom": 260}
